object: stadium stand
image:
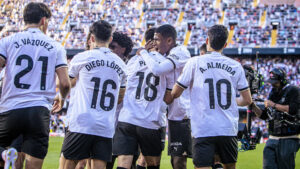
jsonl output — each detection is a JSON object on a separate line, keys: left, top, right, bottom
{"left": 1, "top": 0, "right": 300, "bottom": 49}
{"left": 0, "top": 0, "right": 299, "bottom": 138}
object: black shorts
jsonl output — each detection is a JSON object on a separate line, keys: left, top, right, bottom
{"left": 0, "top": 106, "right": 50, "bottom": 159}
{"left": 113, "top": 122, "right": 162, "bottom": 156}
{"left": 61, "top": 131, "right": 112, "bottom": 162}
{"left": 193, "top": 136, "right": 238, "bottom": 167}
{"left": 160, "top": 127, "right": 166, "bottom": 151}
{"left": 168, "top": 119, "right": 192, "bottom": 158}
{"left": 10, "top": 135, "right": 23, "bottom": 152}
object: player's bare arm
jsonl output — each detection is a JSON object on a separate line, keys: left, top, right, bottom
{"left": 0, "top": 57, "right": 5, "bottom": 68}
{"left": 163, "top": 90, "right": 172, "bottom": 104}
{"left": 70, "top": 77, "right": 77, "bottom": 87}
{"left": 236, "top": 88, "right": 252, "bottom": 107}
{"left": 171, "top": 83, "right": 185, "bottom": 100}
{"left": 118, "top": 88, "right": 126, "bottom": 104}
{"left": 52, "top": 67, "right": 71, "bottom": 113}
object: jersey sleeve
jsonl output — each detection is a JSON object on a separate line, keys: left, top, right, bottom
{"left": 140, "top": 50, "right": 174, "bottom": 76}
{"left": 176, "top": 59, "right": 194, "bottom": 89}
{"left": 237, "top": 64, "right": 249, "bottom": 91}
{"left": 167, "top": 47, "right": 191, "bottom": 70}
{"left": 68, "top": 54, "right": 83, "bottom": 78}
{"left": 120, "top": 61, "right": 127, "bottom": 88}
{"left": 165, "top": 71, "right": 175, "bottom": 91}
{"left": 0, "top": 37, "right": 8, "bottom": 61}
{"left": 55, "top": 45, "right": 68, "bottom": 69}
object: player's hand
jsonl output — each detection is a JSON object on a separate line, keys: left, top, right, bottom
{"left": 145, "top": 40, "right": 156, "bottom": 51}
{"left": 264, "top": 100, "right": 275, "bottom": 108}
{"left": 51, "top": 94, "right": 65, "bottom": 114}
{"left": 136, "top": 48, "right": 146, "bottom": 56}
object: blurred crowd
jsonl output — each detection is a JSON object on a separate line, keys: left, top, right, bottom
{"left": 1, "top": 0, "right": 300, "bottom": 48}
{"left": 0, "top": 0, "right": 299, "bottom": 136}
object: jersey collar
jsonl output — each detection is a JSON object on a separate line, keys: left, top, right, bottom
{"left": 26, "top": 28, "right": 42, "bottom": 33}
{"left": 94, "top": 47, "right": 111, "bottom": 53}
{"left": 206, "top": 51, "right": 222, "bottom": 56}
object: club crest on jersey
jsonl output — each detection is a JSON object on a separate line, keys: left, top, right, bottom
{"left": 169, "top": 54, "right": 179, "bottom": 60}
{"left": 199, "top": 62, "right": 236, "bottom": 76}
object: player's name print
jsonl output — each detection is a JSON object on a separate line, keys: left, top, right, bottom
{"left": 14, "top": 39, "right": 54, "bottom": 51}
{"left": 199, "top": 62, "right": 236, "bottom": 75}
{"left": 139, "top": 60, "right": 146, "bottom": 67}
{"left": 85, "top": 59, "right": 124, "bottom": 76}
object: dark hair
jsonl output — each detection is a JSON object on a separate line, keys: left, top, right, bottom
{"left": 23, "top": 2, "right": 52, "bottom": 24}
{"left": 155, "top": 24, "right": 177, "bottom": 41}
{"left": 207, "top": 25, "right": 228, "bottom": 51}
{"left": 145, "top": 27, "right": 156, "bottom": 42}
{"left": 89, "top": 20, "right": 112, "bottom": 42}
{"left": 86, "top": 31, "right": 92, "bottom": 50}
{"left": 200, "top": 43, "right": 207, "bottom": 53}
{"left": 112, "top": 32, "right": 134, "bottom": 57}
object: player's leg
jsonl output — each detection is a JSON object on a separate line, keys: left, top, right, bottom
{"left": 0, "top": 110, "right": 26, "bottom": 169}
{"left": 10, "top": 135, "right": 24, "bottom": 169}
{"left": 168, "top": 120, "right": 192, "bottom": 169}
{"left": 61, "top": 132, "right": 93, "bottom": 169}
{"left": 85, "top": 159, "right": 91, "bottom": 169}
{"left": 90, "top": 135, "right": 113, "bottom": 169}
{"left": 136, "top": 153, "right": 146, "bottom": 169}
{"left": 113, "top": 122, "right": 139, "bottom": 169}
{"left": 22, "top": 107, "right": 51, "bottom": 169}
{"left": 136, "top": 126, "right": 162, "bottom": 168}
{"left": 75, "top": 159, "right": 87, "bottom": 169}
{"left": 215, "top": 136, "right": 238, "bottom": 169}
{"left": 91, "top": 159, "right": 106, "bottom": 169}
{"left": 59, "top": 154, "right": 66, "bottom": 169}
{"left": 62, "top": 156, "right": 78, "bottom": 169}
{"left": 192, "top": 137, "right": 215, "bottom": 169}
{"left": 15, "top": 152, "right": 25, "bottom": 169}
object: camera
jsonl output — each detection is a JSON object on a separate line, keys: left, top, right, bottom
{"left": 237, "top": 65, "right": 264, "bottom": 151}
{"left": 243, "top": 65, "right": 264, "bottom": 95}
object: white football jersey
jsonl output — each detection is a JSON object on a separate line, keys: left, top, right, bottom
{"left": 166, "top": 45, "right": 191, "bottom": 121}
{"left": 67, "top": 47, "right": 126, "bottom": 138}
{"left": 118, "top": 51, "right": 173, "bottom": 129}
{"left": 177, "top": 51, "right": 249, "bottom": 138}
{"left": 0, "top": 28, "right": 67, "bottom": 113}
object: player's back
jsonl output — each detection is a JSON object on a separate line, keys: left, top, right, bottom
{"left": 118, "top": 51, "right": 172, "bottom": 129}
{"left": 67, "top": 47, "right": 126, "bottom": 138}
{"left": 181, "top": 51, "right": 248, "bottom": 137}
{"left": 166, "top": 45, "right": 191, "bottom": 120}
{"left": 0, "top": 28, "right": 67, "bottom": 113}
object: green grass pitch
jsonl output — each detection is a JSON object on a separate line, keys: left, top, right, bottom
{"left": 43, "top": 137, "right": 300, "bottom": 169}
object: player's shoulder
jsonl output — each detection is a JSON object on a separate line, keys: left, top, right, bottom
{"left": 169, "top": 45, "right": 191, "bottom": 59}
{"left": 127, "top": 55, "right": 140, "bottom": 65}
{"left": 149, "top": 51, "right": 165, "bottom": 62}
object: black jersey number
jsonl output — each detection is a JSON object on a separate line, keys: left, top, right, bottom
{"left": 135, "top": 72, "right": 160, "bottom": 101}
{"left": 14, "top": 55, "right": 48, "bottom": 90}
{"left": 204, "top": 78, "right": 232, "bottom": 110}
{"left": 91, "top": 77, "right": 117, "bottom": 111}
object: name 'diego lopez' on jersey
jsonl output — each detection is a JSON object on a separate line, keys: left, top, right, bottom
{"left": 13, "top": 38, "right": 54, "bottom": 51}
{"left": 85, "top": 59, "right": 125, "bottom": 77}
{"left": 199, "top": 62, "right": 236, "bottom": 76}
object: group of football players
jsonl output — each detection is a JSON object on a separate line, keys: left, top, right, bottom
{"left": 0, "top": 2, "right": 253, "bottom": 169}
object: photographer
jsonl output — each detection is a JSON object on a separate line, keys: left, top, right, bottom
{"left": 250, "top": 68, "right": 300, "bottom": 169}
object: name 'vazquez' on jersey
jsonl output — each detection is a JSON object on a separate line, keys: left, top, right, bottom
{"left": 0, "top": 28, "right": 67, "bottom": 113}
